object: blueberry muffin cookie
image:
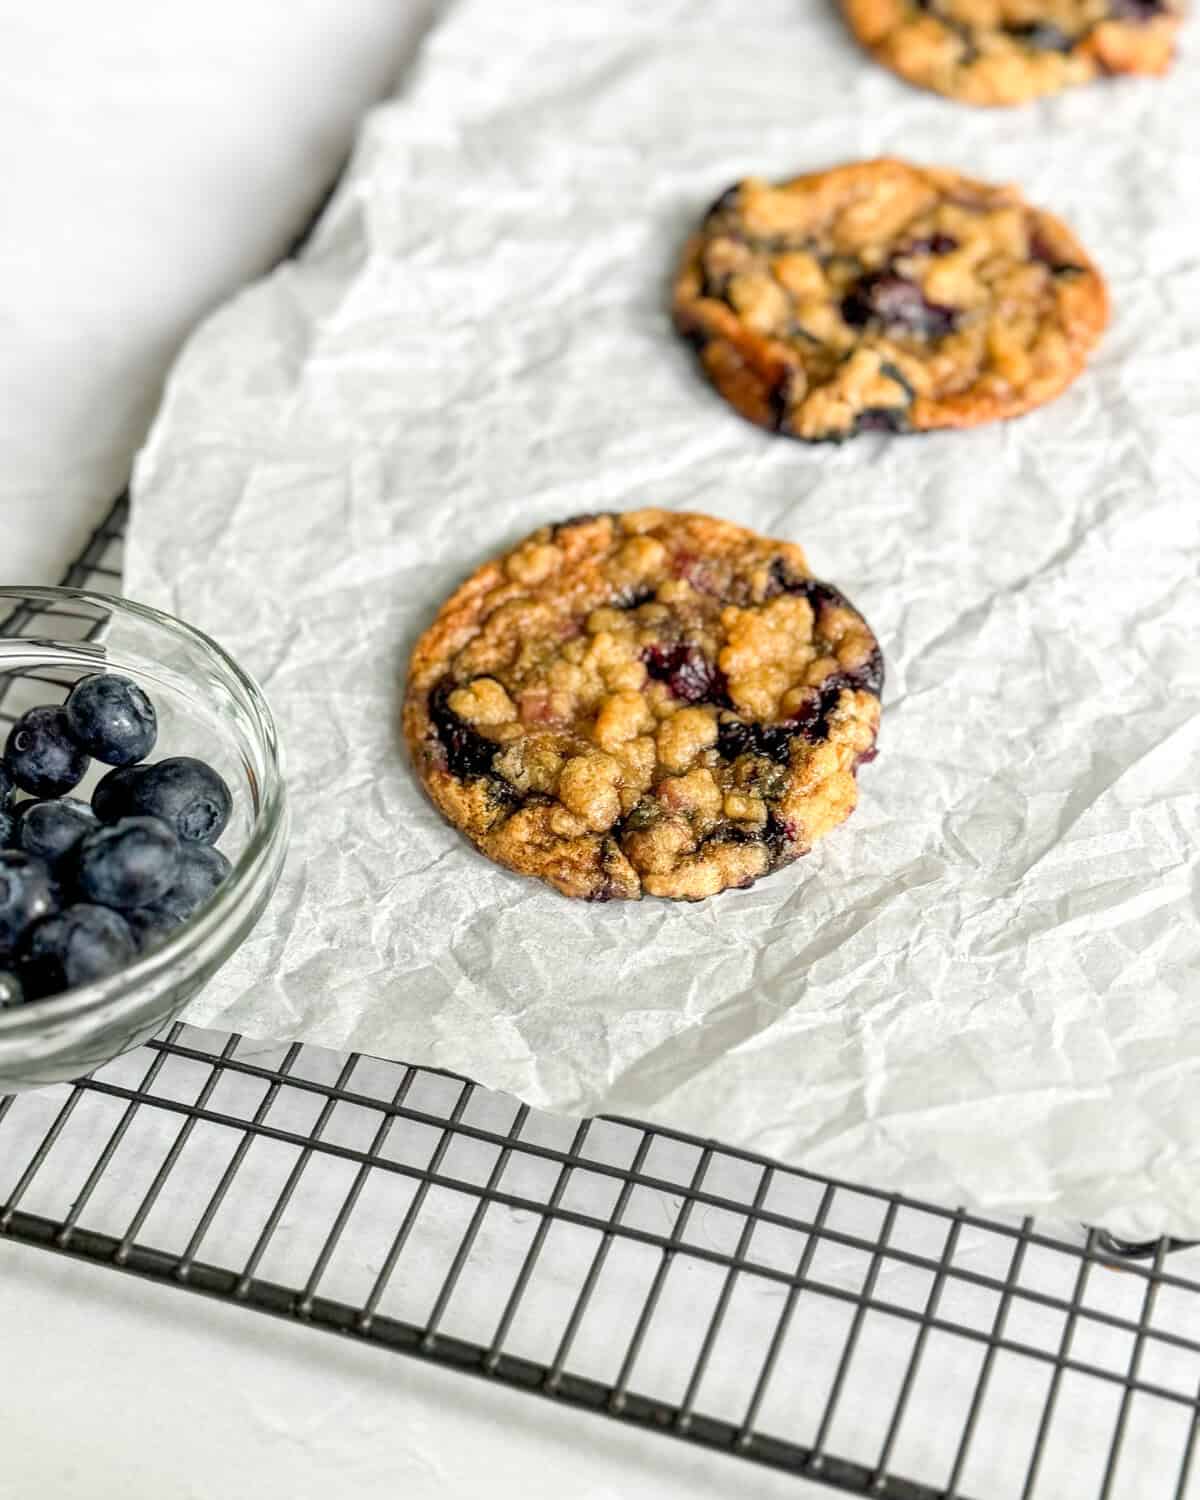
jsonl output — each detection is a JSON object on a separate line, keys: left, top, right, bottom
{"left": 672, "top": 159, "right": 1108, "bottom": 441}
{"left": 404, "top": 512, "right": 883, "bottom": 902}
{"left": 841, "top": 0, "right": 1182, "bottom": 105}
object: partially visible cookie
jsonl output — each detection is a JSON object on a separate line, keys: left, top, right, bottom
{"left": 842, "top": 0, "right": 1182, "bottom": 106}
{"left": 404, "top": 512, "right": 883, "bottom": 902}
{"left": 672, "top": 159, "right": 1108, "bottom": 442}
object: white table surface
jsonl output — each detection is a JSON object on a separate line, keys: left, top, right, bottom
{"left": 0, "top": 5, "right": 825, "bottom": 1496}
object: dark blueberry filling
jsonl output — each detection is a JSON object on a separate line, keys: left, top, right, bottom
{"left": 703, "top": 184, "right": 742, "bottom": 224}
{"left": 900, "top": 233, "right": 959, "bottom": 257}
{"left": 642, "top": 645, "right": 730, "bottom": 706}
{"left": 765, "top": 562, "right": 852, "bottom": 617}
{"left": 586, "top": 836, "right": 629, "bottom": 902}
{"left": 763, "top": 567, "right": 885, "bottom": 695}
{"left": 1029, "top": 230, "right": 1086, "bottom": 276}
{"left": 879, "top": 360, "right": 917, "bottom": 402}
{"left": 618, "top": 801, "right": 657, "bottom": 836}
{"left": 768, "top": 371, "right": 798, "bottom": 433}
{"left": 913, "top": 0, "right": 981, "bottom": 56}
{"left": 853, "top": 360, "right": 915, "bottom": 435}
{"left": 716, "top": 719, "right": 797, "bottom": 766}
{"left": 766, "top": 556, "right": 804, "bottom": 598}
{"left": 717, "top": 659, "right": 882, "bottom": 767}
{"left": 764, "top": 811, "right": 799, "bottom": 861}
{"left": 705, "top": 810, "right": 800, "bottom": 870}
{"left": 855, "top": 407, "right": 910, "bottom": 435}
{"left": 711, "top": 822, "right": 762, "bottom": 846}
{"left": 700, "top": 263, "right": 729, "bottom": 301}
{"left": 1009, "top": 20, "right": 1074, "bottom": 50}
{"left": 1108, "top": 0, "right": 1165, "bottom": 17}
{"left": 613, "top": 584, "right": 656, "bottom": 611}
{"left": 786, "top": 677, "right": 860, "bottom": 744}
{"left": 550, "top": 512, "right": 614, "bottom": 540}
{"left": 849, "top": 645, "right": 886, "bottom": 698}
{"left": 429, "top": 679, "right": 502, "bottom": 779}
{"left": 841, "top": 273, "right": 958, "bottom": 340}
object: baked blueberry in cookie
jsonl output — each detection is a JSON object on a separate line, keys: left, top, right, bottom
{"left": 841, "top": 0, "right": 1182, "bottom": 105}
{"left": 672, "top": 159, "right": 1108, "bottom": 442}
{"left": 404, "top": 512, "right": 883, "bottom": 901}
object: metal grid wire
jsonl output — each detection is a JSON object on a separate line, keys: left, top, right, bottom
{"left": 2, "top": 498, "right": 1200, "bottom": 1500}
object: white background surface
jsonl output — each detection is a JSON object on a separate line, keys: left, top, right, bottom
{"left": 0, "top": 3, "right": 828, "bottom": 1496}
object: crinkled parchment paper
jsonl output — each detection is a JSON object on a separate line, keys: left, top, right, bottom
{"left": 125, "top": 0, "right": 1200, "bottom": 1236}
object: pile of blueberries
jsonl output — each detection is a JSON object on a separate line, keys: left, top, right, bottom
{"left": 0, "top": 673, "right": 234, "bottom": 1008}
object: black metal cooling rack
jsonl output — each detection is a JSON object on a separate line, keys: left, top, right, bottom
{"left": 1, "top": 498, "right": 1200, "bottom": 1500}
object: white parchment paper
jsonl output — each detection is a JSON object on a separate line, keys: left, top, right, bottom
{"left": 126, "top": 0, "right": 1200, "bottom": 1237}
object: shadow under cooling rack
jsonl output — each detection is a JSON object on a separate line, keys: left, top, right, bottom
{"left": 2, "top": 498, "right": 1200, "bottom": 1500}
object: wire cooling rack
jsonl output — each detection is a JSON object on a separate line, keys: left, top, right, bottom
{"left": 1, "top": 499, "right": 1200, "bottom": 1500}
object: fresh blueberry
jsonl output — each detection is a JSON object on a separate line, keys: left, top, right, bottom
{"left": 0, "top": 763, "right": 13, "bottom": 809}
{"left": 21, "top": 905, "right": 136, "bottom": 996}
{"left": 643, "top": 644, "right": 730, "bottom": 706}
{"left": 124, "top": 757, "right": 233, "bottom": 845}
{"left": 124, "top": 904, "right": 184, "bottom": 954}
{"left": 4, "top": 705, "right": 90, "bottom": 797}
{"left": 65, "top": 673, "right": 157, "bottom": 766}
{"left": 841, "top": 273, "right": 958, "bottom": 340}
{"left": 0, "top": 970, "right": 25, "bottom": 1008}
{"left": 0, "top": 808, "right": 17, "bottom": 848}
{"left": 92, "top": 763, "right": 152, "bottom": 823}
{"left": 18, "top": 797, "right": 99, "bottom": 867}
{"left": 153, "top": 843, "right": 232, "bottom": 923}
{"left": 76, "top": 816, "right": 181, "bottom": 910}
{"left": 0, "top": 850, "right": 59, "bottom": 953}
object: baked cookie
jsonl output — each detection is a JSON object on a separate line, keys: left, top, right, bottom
{"left": 404, "top": 512, "right": 883, "bottom": 902}
{"left": 841, "top": 0, "right": 1182, "bottom": 106}
{"left": 672, "top": 159, "right": 1108, "bottom": 442}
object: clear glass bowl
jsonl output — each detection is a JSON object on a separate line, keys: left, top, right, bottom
{"left": 0, "top": 588, "right": 288, "bottom": 1090}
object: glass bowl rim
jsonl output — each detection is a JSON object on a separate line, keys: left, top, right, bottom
{"left": 0, "top": 585, "right": 287, "bottom": 1036}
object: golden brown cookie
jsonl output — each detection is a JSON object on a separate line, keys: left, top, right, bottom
{"left": 404, "top": 512, "right": 883, "bottom": 902}
{"left": 672, "top": 159, "right": 1109, "bottom": 442}
{"left": 841, "top": 0, "right": 1182, "bottom": 106}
